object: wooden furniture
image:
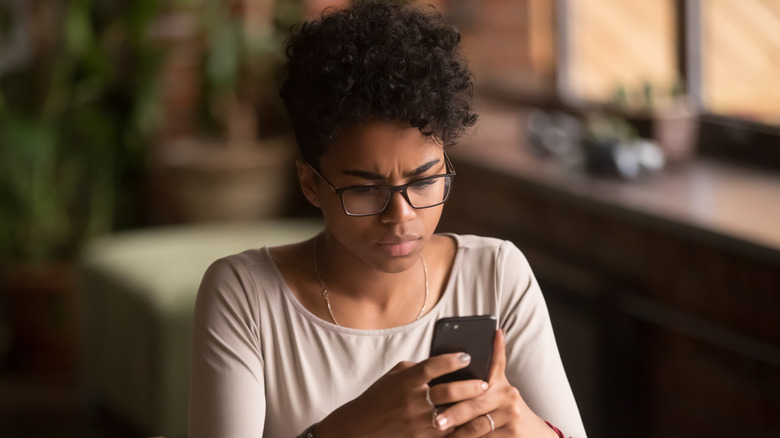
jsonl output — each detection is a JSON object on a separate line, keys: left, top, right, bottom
{"left": 438, "top": 102, "right": 780, "bottom": 438}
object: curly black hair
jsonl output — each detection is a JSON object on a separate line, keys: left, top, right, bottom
{"left": 279, "top": 0, "right": 477, "bottom": 165}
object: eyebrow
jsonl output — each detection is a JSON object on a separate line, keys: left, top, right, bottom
{"left": 341, "top": 159, "right": 441, "bottom": 181}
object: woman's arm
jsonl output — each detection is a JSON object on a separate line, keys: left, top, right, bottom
{"left": 189, "top": 259, "right": 266, "bottom": 438}
{"left": 495, "top": 242, "right": 587, "bottom": 436}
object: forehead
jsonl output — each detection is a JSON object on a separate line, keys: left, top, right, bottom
{"left": 321, "top": 122, "right": 442, "bottom": 170}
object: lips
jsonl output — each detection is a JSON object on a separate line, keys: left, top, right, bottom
{"left": 376, "top": 236, "right": 421, "bottom": 256}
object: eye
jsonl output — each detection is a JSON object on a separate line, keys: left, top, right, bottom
{"left": 349, "top": 185, "right": 379, "bottom": 195}
{"left": 410, "top": 178, "right": 437, "bottom": 189}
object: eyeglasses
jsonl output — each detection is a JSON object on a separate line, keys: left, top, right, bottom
{"left": 308, "top": 153, "right": 456, "bottom": 216}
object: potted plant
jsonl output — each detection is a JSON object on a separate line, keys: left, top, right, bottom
{"left": 152, "top": 0, "right": 302, "bottom": 222}
{"left": 582, "top": 113, "right": 665, "bottom": 179}
{"left": 612, "top": 80, "right": 699, "bottom": 165}
{"left": 0, "top": 0, "right": 161, "bottom": 371}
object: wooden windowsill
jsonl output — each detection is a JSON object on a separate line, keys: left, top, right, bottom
{"left": 453, "top": 100, "right": 780, "bottom": 266}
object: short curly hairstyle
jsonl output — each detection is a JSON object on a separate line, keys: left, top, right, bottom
{"left": 279, "top": 0, "right": 477, "bottom": 165}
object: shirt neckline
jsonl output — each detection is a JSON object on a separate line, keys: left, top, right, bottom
{"left": 264, "top": 233, "right": 463, "bottom": 336}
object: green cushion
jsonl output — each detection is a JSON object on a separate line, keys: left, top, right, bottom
{"left": 78, "top": 220, "right": 322, "bottom": 438}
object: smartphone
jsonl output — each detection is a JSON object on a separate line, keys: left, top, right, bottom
{"left": 428, "top": 315, "right": 496, "bottom": 387}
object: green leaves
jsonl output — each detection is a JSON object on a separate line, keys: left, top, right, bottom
{"left": 206, "top": 18, "right": 242, "bottom": 96}
{"left": 0, "top": 0, "right": 161, "bottom": 263}
{"left": 64, "top": 0, "right": 93, "bottom": 58}
{"left": 0, "top": 115, "right": 69, "bottom": 262}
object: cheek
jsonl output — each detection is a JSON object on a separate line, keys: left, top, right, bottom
{"left": 319, "top": 202, "right": 369, "bottom": 238}
{"left": 421, "top": 205, "right": 445, "bottom": 232}
{"left": 322, "top": 212, "right": 377, "bottom": 259}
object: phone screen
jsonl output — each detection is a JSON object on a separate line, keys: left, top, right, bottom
{"left": 428, "top": 315, "right": 496, "bottom": 387}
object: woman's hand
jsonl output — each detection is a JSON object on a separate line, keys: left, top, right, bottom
{"left": 433, "top": 330, "right": 558, "bottom": 437}
{"left": 315, "top": 352, "right": 489, "bottom": 438}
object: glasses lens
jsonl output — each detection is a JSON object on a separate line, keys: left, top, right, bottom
{"left": 341, "top": 186, "right": 392, "bottom": 215}
{"left": 406, "top": 175, "right": 450, "bottom": 208}
{"left": 341, "top": 175, "right": 452, "bottom": 215}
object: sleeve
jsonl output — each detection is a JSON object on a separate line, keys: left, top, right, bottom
{"left": 188, "top": 257, "right": 266, "bottom": 438}
{"left": 494, "top": 241, "right": 587, "bottom": 438}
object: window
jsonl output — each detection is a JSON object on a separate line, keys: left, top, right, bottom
{"left": 557, "top": 0, "right": 780, "bottom": 128}
{"left": 301, "top": 0, "right": 780, "bottom": 166}
{"left": 701, "top": 0, "right": 780, "bottom": 125}
{"left": 562, "top": 0, "right": 679, "bottom": 108}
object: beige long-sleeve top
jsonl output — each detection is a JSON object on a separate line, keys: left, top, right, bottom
{"left": 189, "top": 234, "right": 587, "bottom": 437}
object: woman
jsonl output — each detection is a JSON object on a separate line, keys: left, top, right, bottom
{"left": 188, "top": 1, "right": 586, "bottom": 437}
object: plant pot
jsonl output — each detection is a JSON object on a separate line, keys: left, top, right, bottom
{"left": 627, "top": 105, "right": 699, "bottom": 166}
{"left": 652, "top": 107, "right": 699, "bottom": 164}
{"left": 0, "top": 263, "right": 76, "bottom": 374}
{"left": 154, "top": 136, "right": 296, "bottom": 222}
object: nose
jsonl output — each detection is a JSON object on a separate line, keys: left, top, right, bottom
{"left": 380, "top": 190, "right": 416, "bottom": 224}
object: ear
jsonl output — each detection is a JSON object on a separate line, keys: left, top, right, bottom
{"left": 296, "top": 159, "right": 321, "bottom": 208}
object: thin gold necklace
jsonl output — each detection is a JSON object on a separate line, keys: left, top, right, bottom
{"left": 312, "top": 237, "right": 429, "bottom": 326}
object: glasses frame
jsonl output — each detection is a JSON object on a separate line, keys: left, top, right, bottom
{"left": 307, "top": 153, "right": 456, "bottom": 217}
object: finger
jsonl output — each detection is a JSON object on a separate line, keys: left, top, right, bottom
{"left": 428, "top": 379, "right": 489, "bottom": 406}
{"left": 407, "top": 352, "right": 472, "bottom": 385}
{"left": 435, "top": 394, "right": 498, "bottom": 437}
{"left": 389, "top": 360, "right": 416, "bottom": 373}
{"left": 432, "top": 391, "right": 495, "bottom": 432}
{"left": 488, "top": 329, "right": 506, "bottom": 382}
{"left": 445, "top": 412, "right": 499, "bottom": 438}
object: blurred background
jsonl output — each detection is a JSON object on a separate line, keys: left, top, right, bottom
{"left": 0, "top": 0, "right": 778, "bottom": 437}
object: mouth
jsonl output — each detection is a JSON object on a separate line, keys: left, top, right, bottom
{"left": 376, "top": 237, "right": 422, "bottom": 257}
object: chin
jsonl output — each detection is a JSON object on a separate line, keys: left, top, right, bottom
{"left": 378, "top": 259, "right": 420, "bottom": 275}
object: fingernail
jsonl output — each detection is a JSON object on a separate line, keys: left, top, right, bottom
{"left": 436, "top": 414, "right": 449, "bottom": 429}
{"left": 458, "top": 353, "right": 471, "bottom": 363}
{"left": 481, "top": 381, "right": 489, "bottom": 391}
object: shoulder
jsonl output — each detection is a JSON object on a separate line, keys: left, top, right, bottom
{"left": 198, "top": 248, "right": 282, "bottom": 303}
{"left": 446, "top": 234, "right": 534, "bottom": 292}
{"left": 446, "top": 234, "right": 526, "bottom": 264}
{"left": 203, "top": 248, "right": 275, "bottom": 280}
{"left": 194, "top": 248, "right": 287, "bottom": 329}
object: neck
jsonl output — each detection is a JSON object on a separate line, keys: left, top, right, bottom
{"left": 315, "top": 234, "right": 423, "bottom": 297}
{"left": 312, "top": 234, "right": 428, "bottom": 327}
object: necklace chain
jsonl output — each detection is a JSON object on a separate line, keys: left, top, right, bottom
{"left": 312, "top": 237, "right": 429, "bottom": 326}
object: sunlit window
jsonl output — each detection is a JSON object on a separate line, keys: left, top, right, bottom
{"left": 306, "top": 0, "right": 780, "bottom": 130}
{"left": 563, "top": 0, "right": 679, "bottom": 108}
{"left": 702, "top": 0, "right": 780, "bottom": 125}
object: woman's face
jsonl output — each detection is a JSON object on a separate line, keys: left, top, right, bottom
{"left": 307, "top": 121, "right": 448, "bottom": 274}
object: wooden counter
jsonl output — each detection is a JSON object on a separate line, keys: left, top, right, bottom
{"left": 438, "top": 102, "right": 780, "bottom": 438}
